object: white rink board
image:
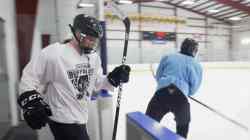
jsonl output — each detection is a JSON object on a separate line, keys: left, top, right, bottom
{"left": 108, "top": 62, "right": 250, "bottom": 140}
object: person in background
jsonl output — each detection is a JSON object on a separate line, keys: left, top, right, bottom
{"left": 17, "top": 14, "right": 130, "bottom": 140}
{"left": 146, "top": 38, "right": 203, "bottom": 138}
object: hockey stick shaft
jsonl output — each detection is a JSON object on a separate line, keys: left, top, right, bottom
{"left": 149, "top": 64, "right": 248, "bottom": 132}
{"left": 188, "top": 96, "right": 248, "bottom": 131}
{"left": 108, "top": 2, "right": 131, "bottom": 140}
{"left": 113, "top": 18, "right": 130, "bottom": 140}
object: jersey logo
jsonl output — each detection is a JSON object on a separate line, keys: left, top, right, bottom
{"left": 67, "top": 63, "right": 94, "bottom": 100}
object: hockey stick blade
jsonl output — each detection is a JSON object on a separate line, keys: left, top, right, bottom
{"left": 108, "top": 1, "right": 127, "bottom": 20}
{"left": 122, "top": 17, "right": 130, "bottom": 64}
{"left": 107, "top": 1, "right": 130, "bottom": 63}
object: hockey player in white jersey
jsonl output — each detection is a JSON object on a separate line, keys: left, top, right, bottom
{"left": 17, "top": 14, "right": 130, "bottom": 140}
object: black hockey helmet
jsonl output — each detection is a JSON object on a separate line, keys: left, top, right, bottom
{"left": 73, "top": 14, "right": 103, "bottom": 38}
{"left": 180, "top": 38, "right": 198, "bottom": 57}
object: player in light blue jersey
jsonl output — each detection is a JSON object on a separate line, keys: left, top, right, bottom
{"left": 146, "top": 38, "right": 203, "bottom": 138}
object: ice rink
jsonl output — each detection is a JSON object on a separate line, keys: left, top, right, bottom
{"left": 109, "top": 62, "right": 250, "bottom": 140}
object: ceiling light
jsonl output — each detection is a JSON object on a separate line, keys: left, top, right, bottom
{"left": 207, "top": 9, "right": 220, "bottom": 13}
{"left": 241, "top": 38, "right": 250, "bottom": 45}
{"left": 182, "top": 0, "right": 195, "bottom": 5}
{"left": 229, "top": 17, "right": 242, "bottom": 21}
{"left": 118, "top": 0, "right": 133, "bottom": 4}
{"left": 77, "top": 2, "right": 95, "bottom": 8}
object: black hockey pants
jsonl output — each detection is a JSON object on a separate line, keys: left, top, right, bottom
{"left": 146, "top": 84, "right": 191, "bottom": 138}
{"left": 48, "top": 120, "right": 90, "bottom": 140}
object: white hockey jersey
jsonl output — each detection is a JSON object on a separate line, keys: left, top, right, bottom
{"left": 19, "top": 42, "right": 114, "bottom": 124}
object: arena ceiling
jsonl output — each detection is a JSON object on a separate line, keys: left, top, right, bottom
{"left": 129, "top": 0, "right": 250, "bottom": 24}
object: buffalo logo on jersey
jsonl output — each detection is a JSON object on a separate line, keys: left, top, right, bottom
{"left": 67, "top": 63, "right": 94, "bottom": 100}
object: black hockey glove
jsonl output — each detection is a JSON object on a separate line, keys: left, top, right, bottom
{"left": 107, "top": 65, "right": 131, "bottom": 87}
{"left": 17, "top": 90, "right": 52, "bottom": 130}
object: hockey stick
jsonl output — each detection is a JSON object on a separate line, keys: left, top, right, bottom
{"left": 106, "top": 1, "right": 131, "bottom": 140}
{"left": 149, "top": 64, "right": 248, "bottom": 132}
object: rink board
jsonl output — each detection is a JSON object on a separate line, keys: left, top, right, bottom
{"left": 126, "top": 112, "right": 185, "bottom": 140}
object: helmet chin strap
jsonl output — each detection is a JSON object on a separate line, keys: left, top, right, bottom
{"left": 69, "top": 24, "right": 95, "bottom": 54}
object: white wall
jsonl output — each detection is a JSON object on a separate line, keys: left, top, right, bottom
{"left": 105, "top": 2, "right": 232, "bottom": 64}
{"left": 0, "top": 0, "right": 19, "bottom": 126}
{"left": 35, "top": 0, "right": 57, "bottom": 43}
{"left": 30, "top": 0, "right": 98, "bottom": 62}
{"left": 56, "top": 0, "right": 96, "bottom": 42}
{"left": 232, "top": 19, "right": 250, "bottom": 61}
{"left": 34, "top": 0, "right": 96, "bottom": 45}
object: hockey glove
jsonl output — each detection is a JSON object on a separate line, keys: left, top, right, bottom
{"left": 17, "top": 90, "right": 52, "bottom": 129}
{"left": 107, "top": 65, "right": 131, "bottom": 87}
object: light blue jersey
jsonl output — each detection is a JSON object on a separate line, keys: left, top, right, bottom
{"left": 156, "top": 53, "right": 203, "bottom": 96}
